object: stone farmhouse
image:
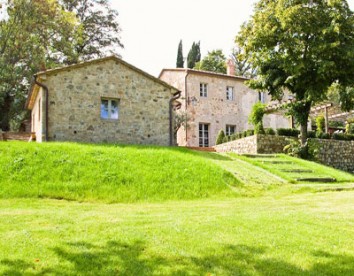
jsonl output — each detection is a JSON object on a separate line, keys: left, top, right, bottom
{"left": 25, "top": 56, "right": 181, "bottom": 146}
{"left": 159, "top": 63, "right": 290, "bottom": 147}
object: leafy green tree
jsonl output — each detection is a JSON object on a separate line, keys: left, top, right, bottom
{"left": 231, "top": 45, "right": 256, "bottom": 78}
{"left": 176, "top": 40, "right": 184, "bottom": 68}
{"left": 194, "top": 50, "right": 227, "bottom": 74}
{"left": 59, "top": 0, "right": 123, "bottom": 64}
{"left": 187, "top": 41, "right": 201, "bottom": 69}
{"left": 0, "top": 0, "right": 123, "bottom": 131}
{"left": 0, "top": 0, "right": 77, "bottom": 130}
{"left": 236, "top": 0, "right": 354, "bottom": 146}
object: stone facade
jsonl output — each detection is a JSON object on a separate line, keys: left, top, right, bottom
{"left": 308, "top": 139, "right": 354, "bottom": 173}
{"left": 26, "top": 56, "right": 179, "bottom": 145}
{"left": 159, "top": 69, "right": 290, "bottom": 147}
{"left": 214, "top": 134, "right": 291, "bottom": 154}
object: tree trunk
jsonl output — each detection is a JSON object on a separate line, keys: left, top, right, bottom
{"left": 300, "top": 122, "right": 308, "bottom": 146}
{"left": 299, "top": 102, "right": 311, "bottom": 147}
{"left": 0, "top": 93, "right": 12, "bottom": 131}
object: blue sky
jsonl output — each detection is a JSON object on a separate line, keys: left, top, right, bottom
{"left": 112, "top": 0, "right": 354, "bottom": 76}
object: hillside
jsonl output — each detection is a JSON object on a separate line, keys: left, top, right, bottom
{"left": 0, "top": 142, "right": 239, "bottom": 203}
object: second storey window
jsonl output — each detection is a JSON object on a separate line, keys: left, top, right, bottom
{"left": 101, "top": 98, "right": 119, "bottom": 120}
{"left": 226, "top": 86, "right": 234, "bottom": 100}
{"left": 200, "top": 83, "right": 208, "bottom": 97}
{"left": 226, "top": 125, "right": 236, "bottom": 136}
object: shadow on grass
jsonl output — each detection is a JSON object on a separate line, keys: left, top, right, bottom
{"left": 2, "top": 242, "right": 354, "bottom": 275}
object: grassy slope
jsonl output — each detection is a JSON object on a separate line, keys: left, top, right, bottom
{"left": 232, "top": 154, "right": 354, "bottom": 183}
{"left": 0, "top": 142, "right": 239, "bottom": 202}
{"left": 1, "top": 192, "right": 354, "bottom": 275}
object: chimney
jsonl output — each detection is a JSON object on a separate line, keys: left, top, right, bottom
{"left": 226, "top": 59, "right": 235, "bottom": 76}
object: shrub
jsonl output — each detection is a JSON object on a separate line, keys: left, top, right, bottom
{"left": 277, "top": 128, "right": 300, "bottom": 137}
{"left": 264, "top": 128, "right": 275, "bottom": 135}
{"left": 318, "top": 133, "right": 330, "bottom": 139}
{"left": 222, "top": 136, "right": 229, "bottom": 143}
{"left": 248, "top": 102, "right": 266, "bottom": 134}
{"left": 246, "top": 129, "right": 255, "bottom": 136}
{"left": 230, "top": 134, "right": 237, "bottom": 141}
{"left": 316, "top": 115, "right": 325, "bottom": 135}
{"left": 332, "top": 133, "right": 354, "bottom": 141}
{"left": 283, "top": 139, "right": 309, "bottom": 159}
{"left": 216, "top": 130, "right": 225, "bottom": 145}
{"left": 307, "top": 131, "right": 316, "bottom": 138}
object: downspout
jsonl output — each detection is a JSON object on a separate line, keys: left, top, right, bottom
{"left": 34, "top": 76, "right": 49, "bottom": 141}
{"left": 169, "top": 91, "right": 182, "bottom": 146}
{"left": 184, "top": 71, "right": 189, "bottom": 145}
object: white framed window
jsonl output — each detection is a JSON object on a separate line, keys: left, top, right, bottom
{"left": 101, "top": 98, "right": 119, "bottom": 120}
{"left": 258, "top": 92, "right": 265, "bottom": 103}
{"left": 200, "top": 83, "right": 208, "bottom": 97}
{"left": 199, "top": 123, "right": 209, "bottom": 147}
{"left": 226, "top": 125, "right": 236, "bottom": 136}
{"left": 226, "top": 86, "right": 234, "bottom": 100}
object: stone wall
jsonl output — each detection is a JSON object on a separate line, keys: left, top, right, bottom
{"left": 33, "top": 59, "right": 176, "bottom": 146}
{"left": 308, "top": 138, "right": 354, "bottom": 173}
{"left": 213, "top": 135, "right": 258, "bottom": 154}
{"left": 213, "top": 134, "right": 291, "bottom": 154}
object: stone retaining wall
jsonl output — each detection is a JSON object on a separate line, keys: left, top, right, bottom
{"left": 308, "top": 138, "right": 354, "bottom": 173}
{"left": 213, "top": 134, "right": 291, "bottom": 154}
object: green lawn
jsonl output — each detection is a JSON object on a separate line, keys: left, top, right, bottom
{"left": 1, "top": 192, "right": 354, "bottom": 275}
{"left": 1, "top": 142, "right": 354, "bottom": 275}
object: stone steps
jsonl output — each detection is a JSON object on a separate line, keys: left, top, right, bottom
{"left": 242, "top": 154, "right": 278, "bottom": 158}
{"left": 296, "top": 177, "right": 337, "bottom": 183}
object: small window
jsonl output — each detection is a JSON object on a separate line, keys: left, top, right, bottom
{"left": 226, "top": 125, "right": 236, "bottom": 136}
{"left": 226, "top": 86, "right": 234, "bottom": 101}
{"left": 101, "top": 98, "right": 119, "bottom": 120}
{"left": 200, "top": 83, "right": 208, "bottom": 97}
{"left": 258, "top": 92, "right": 265, "bottom": 103}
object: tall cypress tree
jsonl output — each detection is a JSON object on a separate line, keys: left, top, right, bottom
{"left": 187, "top": 42, "right": 201, "bottom": 69}
{"left": 176, "top": 40, "right": 184, "bottom": 68}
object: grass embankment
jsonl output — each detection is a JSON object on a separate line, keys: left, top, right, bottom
{"left": 232, "top": 153, "right": 354, "bottom": 184}
{"left": 0, "top": 142, "right": 239, "bottom": 202}
{"left": 1, "top": 192, "right": 354, "bottom": 275}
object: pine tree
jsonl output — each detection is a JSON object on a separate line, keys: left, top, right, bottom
{"left": 187, "top": 41, "right": 201, "bottom": 69}
{"left": 176, "top": 40, "right": 184, "bottom": 68}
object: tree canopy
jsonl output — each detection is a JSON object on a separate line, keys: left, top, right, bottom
{"left": 231, "top": 45, "right": 256, "bottom": 78}
{"left": 236, "top": 0, "right": 354, "bottom": 145}
{"left": 194, "top": 49, "right": 227, "bottom": 74}
{"left": 0, "top": 0, "right": 123, "bottom": 131}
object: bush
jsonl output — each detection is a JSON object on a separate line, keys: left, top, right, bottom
{"left": 248, "top": 102, "right": 266, "bottom": 134}
{"left": 264, "top": 128, "right": 276, "bottom": 135}
{"left": 246, "top": 129, "right": 255, "bottom": 136}
{"left": 222, "top": 136, "right": 230, "bottom": 143}
{"left": 318, "top": 133, "right": 330, "bottom": 139}
{"left": 332, "top": 133, "right": 354, "bottom": 141}
{"left": 216, "top": 130, "right": 225, "bottom": 145}
{"left": 283, "top": 139, "right": 309, "bottom": 159}
{"left": 277, "top": 128, "right": 300, "bottom": 137}
{"left": 316, "top": 115, "right": 325, "bottom": 134}
{"left": 307, "top": 131, "right": 316, "bottom": 138}
{"left": 230, "top": 134, "right": 237, "bottom": 141}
